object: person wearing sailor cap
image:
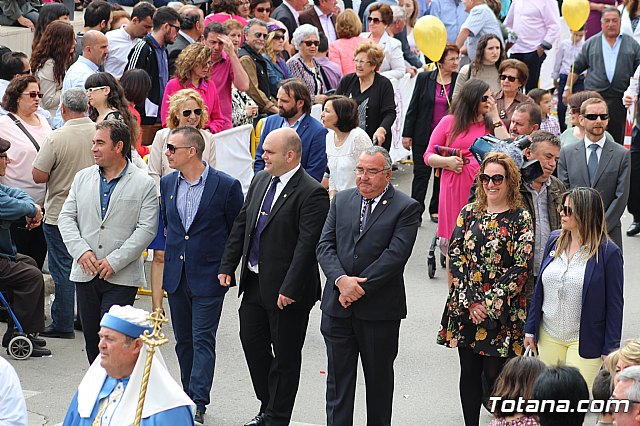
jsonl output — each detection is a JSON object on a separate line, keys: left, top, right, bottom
{"left": 62, "top": 305, "right": 195, "bottom": 425}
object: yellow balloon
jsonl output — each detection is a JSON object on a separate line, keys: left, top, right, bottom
{"left": 562, "top": 0, "right": 590, "bottom": 31}
{"left": 414, "top": 16, "right": 448, "bottom": 63}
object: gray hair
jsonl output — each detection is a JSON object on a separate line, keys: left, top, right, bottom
{"left": 616, "top": 366, "right": 640, "bottom": 403}
{"left": 292, "top": 24, "right": 319, "bottom": 50}
{"left": 361, "top": 146, "right": 392, "bottom": 170}
{"left": 390, "top": 5, "right": 406, "bottom": 23}
{"left": 244, "top": 18, "right": 269, "bottom": 35}
{"left": 62, "top": 88, "right": 89, "bottom": 113}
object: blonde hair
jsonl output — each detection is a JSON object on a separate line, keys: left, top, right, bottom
{"left": 553, "top": 187, "right": 609, "bottom": 262}
{"left": 604, "top": 349, "right": 620, "bottom": 374}
{"left": 336, "top": 9, "right": 362, "bottom": 39}
{"left": 174, "top": 43, "right": 212, "bottom": 86}
{"left": 264, "top": 29, "right": 285, "bottom": 64}
{"left": 619, "top": 339, "right": 640, "bottom": 367}
{"left": 474, "top": 152, "right": 522, "bottom": 212}
{"left": 224, "top": 18, "right": 243, "bottom": 33}
{"left": 166, "top": 89, "right": 209, "bottom": 129}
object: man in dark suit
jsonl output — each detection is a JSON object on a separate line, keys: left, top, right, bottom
{"left": 160, "top": 127, "right": 244, "bottom": 424}
{"left": 219, "top": 127, "right": 329, "bottom": 426}
{"left": 316, "top": 146, "right": 421, "bottom": 426}
{"left": 298, "top": 0, "right": 337, "bottom": 42}
{"left": 254, "top": 78, "right": 328, "bottom": 182}
{"left": 558, "top": 97, "right": 630, "bottom": 249}
{"left": 168, "top": 6, "right": 204, "bottom": 76}
{"left": 271, "top": 0, "right": 305, "bottom": 42}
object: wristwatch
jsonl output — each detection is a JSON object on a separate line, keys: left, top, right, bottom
{"left": 493, "top": 121, "right": 503, "bottom": 129}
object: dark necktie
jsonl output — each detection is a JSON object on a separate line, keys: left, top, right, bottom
{"left": 249, "top": 176, "right": 280, "bottom": 267}
{"left": 360, "top": 198, "right": 374, "bottom": 232}
{"left": 587, "top": 143, "right": 599, "bottom": 186}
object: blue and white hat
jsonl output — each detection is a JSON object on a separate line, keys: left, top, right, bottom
{"left": 100, "top": 305, "right": 152, "bottom": 338}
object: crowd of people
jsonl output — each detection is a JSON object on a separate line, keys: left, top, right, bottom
{"left": 1, "top": 0, "right": 640, "bottom": 425}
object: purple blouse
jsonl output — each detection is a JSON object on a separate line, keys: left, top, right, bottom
{"left": 431, "top": 82, "right": 451, "bottom": 131}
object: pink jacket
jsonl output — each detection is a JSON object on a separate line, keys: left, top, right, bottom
{"left": 160, "top": 78, "right": 225, "bottom": 134}
{"left": 328, "top": 36, "right": 368, "bottom": 75}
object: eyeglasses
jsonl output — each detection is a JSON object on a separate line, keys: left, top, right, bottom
{"left": 478, "top": 173, "right": 505, "bottom": 185}
{"left": 181, "top": 108, "right": 203, "bottom": 117}
{"left": 499, "top": 74, "right": 518, "bottom": 82}
{"left": 166, "top": 143, "right": 192, "bottom": 154}
{"left": 168, "top": 23, "right": 180, "bottom": 31}
{"left": 354, "top": 59, "right": 371, "bottom": 65}
{"left": 303, "top": 40, "right": 320, "bottom": 47}
{"left": 355, "top": 167, "right": 389, "bottom": 176}
{"left": 481, "top": 95, "right": 490, "bottom": 102}
{"left": 561, "top": 205, "right": 573, "bottom": 216}
{"left": 21, "top": 91, "right": 44, "bottom": 99}
{"left": 86, "top": 86, "right": 108, "bottom": 94}
{"left": 255, "top": 7, "right": 271, "bottom": 13}
{"left": 272, "top": 34, "right": 285, "bottom": 40}
{"left": 583, "top": 113, "right": 610, "bottom": 120}
{"left": 252, "top": 32, "right": 268, "bottom": 39}
{"left": 367, "top": 17, "right": 382, "bottom": 24}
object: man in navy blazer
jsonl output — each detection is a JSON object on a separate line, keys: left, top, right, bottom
{"left": 160, "top": 127, "right": 243, "bottom": 423}
{"left": 316, "top": 146, "right": 421, "bottom": 426}
{"left": 254, "top": 78, "right": 327, "bottom": 182}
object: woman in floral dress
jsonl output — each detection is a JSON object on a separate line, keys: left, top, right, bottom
{"left": 437, "top": 152, "right": 534, "bottom": 426}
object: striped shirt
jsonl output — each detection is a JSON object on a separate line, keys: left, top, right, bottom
{"left": 176, "top": 164, "right": 210, "bottom": 232}
{"left": 540, "top": 115, "right": 561, "bottom": 137}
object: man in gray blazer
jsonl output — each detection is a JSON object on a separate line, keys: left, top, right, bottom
{"left": 557, "top": 98, "right": 630, "bottom": 249}
{"left": 58, "top": 119, "right": 158, "bottom": 364}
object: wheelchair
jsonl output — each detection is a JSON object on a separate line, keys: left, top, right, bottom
{"left": 0, "top": 291, "right": 34, "bottom": 360}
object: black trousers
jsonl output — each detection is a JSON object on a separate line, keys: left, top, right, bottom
{"left": 321, "top": 312, "right": 401, "bottom": 426}
{"left": 0, "top": 254, "right": 45, "bottom": 334}
{"left": 603, "top": 95, "right": 626, "bottom": 145}
{"left": 10, "top": 221, "right": 47, "bottom": 270}
{"left": 411, "top": 143, "right": 440, "bottom": 217}
{"left": 628, "top": 129, "right": 640, "bottom": 222}
{"left": 75, "top": 277, "right": 138, "bottom": 364}
{"left": 239, "top": 272, "right": 311, "bottom": 426}
{"left": 457, "top": 347, "right": 508, "bottom": 426}
{"left": 510, "top": 51, "right": 546, "bottom": 93}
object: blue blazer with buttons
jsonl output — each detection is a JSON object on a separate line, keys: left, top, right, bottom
{"left": 253, "top": 113, "right": 328, "bottom": 182}
{"left": 160, "top": 166, "right": 244, "bottom": 297}
{"left": 524, "top": 230, "right": 624, "bottom": 358}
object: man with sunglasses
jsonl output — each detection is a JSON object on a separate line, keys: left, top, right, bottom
{"left": 125, "top": 6, "right": 181, "bottom": 145}
{"left": 239, "top": 20, "right": 279, "bottom": 115}
{"left": 558, "top": 97, "right": 630, "bottom": 250}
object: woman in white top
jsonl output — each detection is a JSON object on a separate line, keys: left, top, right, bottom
{"left": 321, "top": 95, "right": 372, "bottom": 199}
{"left": 147, "top": 89, "right": 217, "bottom": 311}
{"left": 620, "top": 0, "right": 640, "bottom": 43}
{"left": 525, "top": 187, "right": 624, "bottom": 391}
{"left": 363, "top": 3, "right": 405, "bottom": 80}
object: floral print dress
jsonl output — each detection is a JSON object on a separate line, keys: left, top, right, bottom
{"left": 437, "top": 204, "right": 534, "bottom": 358}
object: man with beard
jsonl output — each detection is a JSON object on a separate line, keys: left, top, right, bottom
{"left": 558, "top": 97, "right": 630, "bottom": 249}
{"left": 253, "top": 78, "right": 327, "bottom": 182}
{"left": 125, "top": 6, "right": 181, "bottom": 145}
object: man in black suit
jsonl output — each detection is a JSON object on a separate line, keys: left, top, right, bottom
{"left": 271, "top": 0, "right": 306, "bottom": 42}
{"left": 316, "top": 146, "right": 421, "bottom": 426}
{"left": 218, "top": 127, "right": 329, "bottom": 426}
{"left": 168, "top": 5, "right": 204, "bottom": 76}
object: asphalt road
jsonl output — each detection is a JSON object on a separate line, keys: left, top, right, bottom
{"left": 4, "top": 164, "right": 640, "bottom": 425}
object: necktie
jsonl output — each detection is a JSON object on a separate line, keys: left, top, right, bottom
{"left": 587, "top": 143, "right": 599, "bottom": 186}
{"left": 249, "top": 176, "right": 280, "bottom": 267}
{"left": 360, "top": 198, "right": 374, "bottom": 232}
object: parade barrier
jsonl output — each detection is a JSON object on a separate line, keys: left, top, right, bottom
{"left": 213, "top": 123, "right": 254, "bottom": 195}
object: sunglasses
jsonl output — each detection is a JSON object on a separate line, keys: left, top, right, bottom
{"left": 303, "top": 40, "right": 320, "bottom": 47}
{"left": 255, "top": 7, "right": 271, "bottom": 12}
{"left": 499, "top": 74, "right": 518, "bottom": 82}
{"left": 182, "top": 108, "right": 203, "bottom": 117}
{"left": 252, "top": 32, "right": 268, "bottom": 39}
{"left": 168, "top": 23, "right": 180, "bottom": 31}
{"left": 481, "top": 95, "right": 490, "bottom": 102}
{"left": 272, "top": 34, "right": 285, "bottom": 41}
{"left": 21, "top": 91, "right": 44, "bottom": 99}
{"left": 367, "top": 17, "right": 382, "bottom": 24}
{"left": 583, "top": 113, "right": 609, "bottom": 120}
{"left": 478, "top": 173, "right": 505, "bottom": 185}
{"left": 562, "top": 205, "right": 573, "bottom": 216}
{"left": 166, "top": 143, "right": 192, "bottom": 154}
{"left": 86, "top": 86, "right": 108, "bottom": 94}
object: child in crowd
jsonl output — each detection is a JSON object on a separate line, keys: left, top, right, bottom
{"left": 592, "top": 369, "right": 614, "bottom": 426}
{"left": 529, "top": 88, "right": 561, "bottom": 137}
{"left": 552, "top": 27, "right": 586, "bottom": 132}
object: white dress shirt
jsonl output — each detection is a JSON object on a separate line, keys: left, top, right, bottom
{"left": 314, "top": 6, "right": 337, "bottom": 43}
{"left": 104, "top": 26, "right": 140, "bottom": 79}
{"left": 584, "top": 135, "right": 606, "bottom": 165}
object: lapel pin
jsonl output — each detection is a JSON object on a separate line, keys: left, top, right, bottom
{"left": 382, "top": 200, "right": 388, "bottom": 205}
{"left": 170, "top": 195, "right": 174, "bottom": 200}
{"left": 283, "top": 194, "right": 288, "bottom": 198}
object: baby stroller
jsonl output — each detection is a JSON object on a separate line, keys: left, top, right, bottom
{"left": 0, "top": 291, "right": 34, "bottom": 360}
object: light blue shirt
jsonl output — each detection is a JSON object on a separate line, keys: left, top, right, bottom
{"left": 280, "top": 113, "right": 306, "bottom": 132}
{"left": 176, "top": 163, "right": 209, "bottom": 232}
{"left": 53, "top": 56, "right": 99, "bottom": 128}
{"left": 602, "top": 34, "right": 623, "bottom": 83}
{"left": 429, "top": 0, "right": 469, "bottom": 43}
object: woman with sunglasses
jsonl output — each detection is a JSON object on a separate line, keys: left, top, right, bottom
{"left": 250, "top": 0, "right": 292, "bottom": 52}
{"left": 425, "top": 79, "right": 509, "bottom": 275}
{"left": 161, "top": 43, "right": 225, "bottom": 134}
{"left": 287, "top": 24, "right": 330, "bottom": 105}
{"left": 30, "top": 20, "right": 76, "bottom": 118}
{"left": 263, "top": 24, "right": 292, "bottom": 96}
{"left": 328, "top": 9, "right": 367, "bottom": 74}
{"left": 362, "top": 3, "right": 405, "bottom": 80}
{"left": 524, "top": 187, "right": 623, "bottom": 391}
{"left": 0, "top": 75, "right": 52, "bottom": 269}
{"left": 493, "top": 59, "right": 533, "bottom": 130}
{"left": 438, "top": 152, "right": 534, "bottom": 426}
{"left": 453, "top": 33, "right": 503, "bottom": 101}
{"left": 560, "top": 90, "right": 612, "bottom": 147}
{"left": 148, "top": 88, "right": 217, "bottom": 311}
